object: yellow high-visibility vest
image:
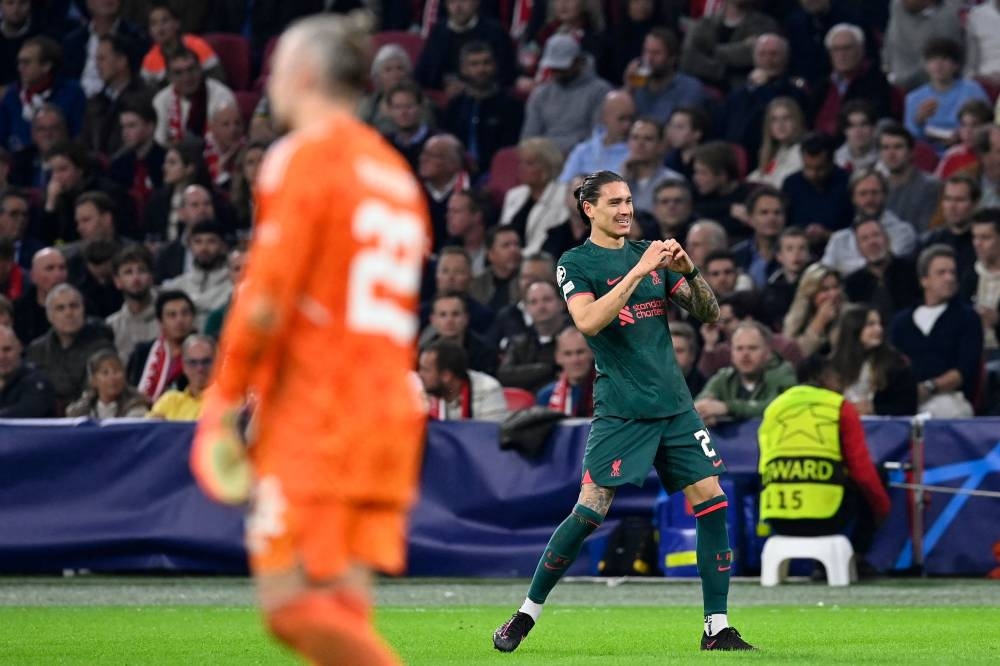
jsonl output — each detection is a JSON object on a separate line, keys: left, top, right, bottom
{"left": 758, "top": 385, "right": 847, "bottom": 520}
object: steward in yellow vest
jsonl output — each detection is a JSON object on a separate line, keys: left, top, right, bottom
{"left": 756, "top": 356, "right": 891, "bottom": 559}
{"left": 759, "top": 384, "right": 846, "bottom": 521}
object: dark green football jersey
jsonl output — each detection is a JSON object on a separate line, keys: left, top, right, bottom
{"left": 557, "top": 239, "right": 693, "bottom": 419}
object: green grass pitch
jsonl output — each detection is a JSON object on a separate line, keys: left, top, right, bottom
{"left": 0, "top": 578, "right": 997, "bottom": 664}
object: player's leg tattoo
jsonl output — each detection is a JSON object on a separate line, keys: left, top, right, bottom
{"left": 578, "top": 483, "right": 616, "bottom": 518}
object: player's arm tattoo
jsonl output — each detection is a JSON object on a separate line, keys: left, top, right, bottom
{"left": 670, "top": 273, "right": 720, "bottom": 323}
{"left": 577, "top": 484, "right": 616, "bottom": 518}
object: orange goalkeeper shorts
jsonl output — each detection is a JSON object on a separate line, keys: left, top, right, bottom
{"left": 246, "top": 475, "right": 409, "bottom": 581}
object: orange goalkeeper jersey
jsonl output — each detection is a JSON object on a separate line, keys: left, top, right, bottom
{"left": 212, "top": 111, "right": 431, "bottom": 505}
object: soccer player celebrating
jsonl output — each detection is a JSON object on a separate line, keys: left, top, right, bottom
{"left": 493, "top": 170, "right": 756, "bottom": 653}
{"left": 189, "top": 13, "right": 430, "bottom": 666}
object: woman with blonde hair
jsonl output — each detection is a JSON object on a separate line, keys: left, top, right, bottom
{"left": 499, "top": 137, "right": 572, "bottom": 256}
{"left": 747, "top": 96, "right": 805, "bottom": 188}
{"left": 66, "top": 349, "right": 150, "bottom": 419}
{"left": 782, "top": 262, "right": 843, "bottom": 356}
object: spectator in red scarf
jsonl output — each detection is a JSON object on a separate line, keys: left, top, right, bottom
{"left": 418, "top": 338, "right": 508, "bottom": 422}
{"left": 0, "top": 237, "right": 25, "bottom": 301}
{"left": 0, "top": 36, "right": 85, "bottom": 153}
{"left": 152, "top": 47, "right": 235, "bottom": 146}
{"left": 203, "top": 102, "right": 245, "bottom": 188}
{"left": 535, "top": 325, "right": 594, "bottom": 416}
{"left": 126, "top": 289, "right": 195, "bottom": 401}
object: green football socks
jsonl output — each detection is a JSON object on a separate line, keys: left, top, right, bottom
{"left": 526, "top": 504, "right": 604, "bottom": 604}
{"left": 694, "top": 495, "right": 732, "bottom": 616}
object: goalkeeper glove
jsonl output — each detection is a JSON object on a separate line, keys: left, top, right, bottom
{"left": 191, "top": 388, "right": 252, "bottom": 505}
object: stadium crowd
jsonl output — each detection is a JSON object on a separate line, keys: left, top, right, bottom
{"left": 0, "top": 0, "right": 999, "bottom": 426}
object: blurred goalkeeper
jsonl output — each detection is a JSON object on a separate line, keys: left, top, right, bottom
{"left": 492, "top": 171, "right": 755, "bottom": 653}
{"left": 189, "top": 12, "right": 430, "bottom": 666}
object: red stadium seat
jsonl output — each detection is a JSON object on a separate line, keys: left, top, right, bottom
{"left": 254, "top": 36, "right": 278, "bottom": 91}
{"left": 728, "top": 143, "right": 748, "bottom": 179}
{"left": 371, "top": 30, "right": 425, "bottom": 68}
{"left": 975, "top": 76, "right": 1000, "bottom": 104}
{"left": 203, "top": 33, "right": 251, "bottom": 91}
{"left": 24, "top": 187, "right": 41, "bottom": 210}
{"left": 486, "top": 146, "right": 520, "bottom": 209}
{"left": 503, "top": 387, "right": 536, "bottom": 412}
{"left": 913, "top": 140, "right": 940, "bottom": 174}
{"left": 234, "top": 90, "right": 261, "bottom": 128}
{"left": 889, "top": 85, "right": 906, "bottom": 120}
{"left": 424, "top": 88, "right": 449, "bottom": 110}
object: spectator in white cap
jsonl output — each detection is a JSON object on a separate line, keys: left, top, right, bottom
{"left": 520, "top": 34, "right": 612, "bottom": 155}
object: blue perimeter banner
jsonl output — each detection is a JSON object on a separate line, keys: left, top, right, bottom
{"left": 0, "top": 417, "right": 996, "bottom": 576}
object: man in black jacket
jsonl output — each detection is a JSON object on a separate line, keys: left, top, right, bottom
{"left": 844, "top": 217, "right": 920, "bottom": 323}
{"left": 415, "top": 0, "right": 515, "bottom": 93}
{"left": 497, "top": 280, "right": 568, "bottom": 392}
{"left": 0, "top": 324, "right": 54, "bottom": 417}
{"left": 444, "top": 40, "right": 523, "bottom": 176}
{"left": 25, "top": 283, "right": 115, "bottom": 412}
{"left": 809, "top": 23, "right": 890, "bottom": 137}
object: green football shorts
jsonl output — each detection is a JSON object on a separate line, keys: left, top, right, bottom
{"left": 581, "top": 409, "right": 727, "bottom": 492}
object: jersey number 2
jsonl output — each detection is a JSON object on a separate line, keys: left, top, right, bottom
{"left": 694, "top": 429, "right": 716, "bottom": 458}
{"left": 348, "top": 200, "right": 424, "bottom": 345}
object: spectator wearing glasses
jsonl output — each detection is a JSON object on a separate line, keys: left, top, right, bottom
{"left": 147, "top": 333, "right": 215, "bottom": 420}
{"left": 152, "top": 47, "right": 236, "bottom": 146}
{"left": 810, "top": 23, "right": 890, "bottom": 137}
{"left": 140, "top": 2, "right": 222, "bottom": 86}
